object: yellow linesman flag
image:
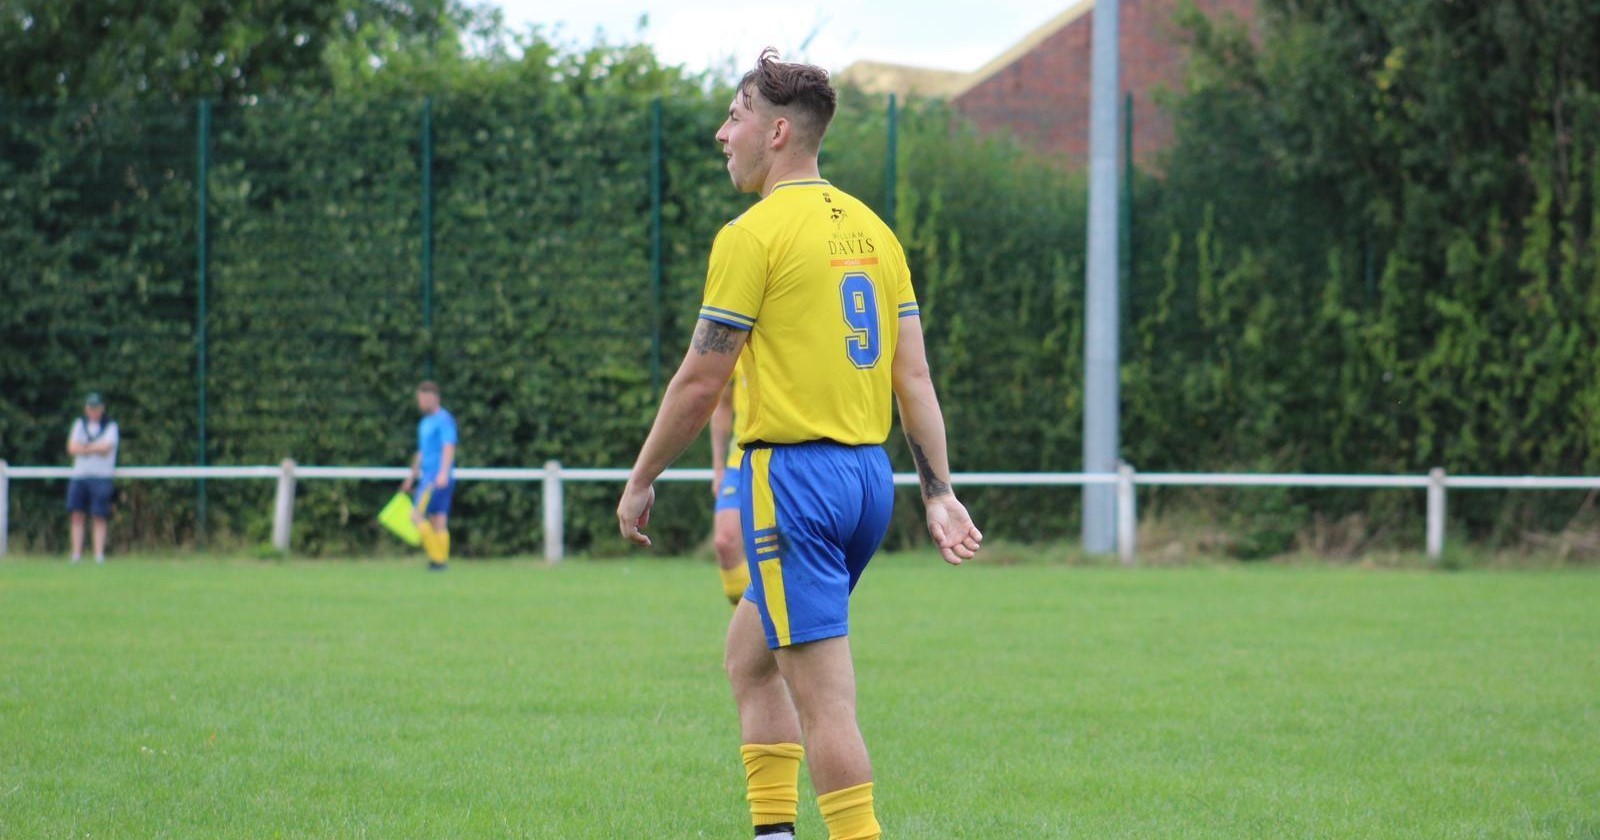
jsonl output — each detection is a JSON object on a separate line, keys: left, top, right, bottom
{"left": 378, "top": 492, "right": 423, "bottom": 546}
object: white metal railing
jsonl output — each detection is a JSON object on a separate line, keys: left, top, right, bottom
{"left": 3, "top": 460, "right": 1598, "bottom": 563}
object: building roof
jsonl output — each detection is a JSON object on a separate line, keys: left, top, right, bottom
{"left": 835, "top": 1, "right": 1100, "bottom": 100}
{"left": 950, "top": 0, "right": 1096, "bottom": 97}
{"left": 833, "top": 60, "right": 973, "bottom": 99}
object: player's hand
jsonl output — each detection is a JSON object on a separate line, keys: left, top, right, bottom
{"left": 617, "top": 481, "right": 656, "bottom": 547}
{"left": 924, "top": 495, "right": 982, "bottom": 566}
{"left": 400, "top": 477, "right": 414, "bottom": 493}
{"left": 711, "top": 466, "right": 725, "bottom": 497}
{"left": 434, "top": 473, "right": 449, "bottom": 489}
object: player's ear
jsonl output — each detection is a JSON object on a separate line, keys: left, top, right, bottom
{"left": 769, "top": 115, "right": 788, "bottom": 149}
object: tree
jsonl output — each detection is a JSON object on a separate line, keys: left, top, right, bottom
{"left": 0, "top": 0, "right": 489, "bottom": 101}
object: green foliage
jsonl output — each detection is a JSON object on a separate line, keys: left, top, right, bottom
{"left": 1129, "top": 0, "right": 1600, "bottom": 542}
{"left": 0, "top": 97, "right": 202, "bottom": 546}
{"left": 0, "top": 0, "right": 484, "bottom": 102}
{"left": 8, "top": 3, "right": 1600, "bottom": 556}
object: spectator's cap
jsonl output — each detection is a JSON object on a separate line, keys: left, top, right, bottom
{"left": 84, "top": 392, "right": 104, "bottom": 407}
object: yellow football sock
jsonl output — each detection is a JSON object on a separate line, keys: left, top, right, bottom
{"left": 741, "top": 742, "right": 804, "bottom": 829}
{"left": 417, "top": 521, "right": 448, "bottom": 563}
{"left": 719, "top": 563, "right": 751, "bottom": 605}
{"left": 422, "top": 531, "right": 449, "bottom": 563}
{"left": 818, "top": 781, "right": 880, "bottom": 840}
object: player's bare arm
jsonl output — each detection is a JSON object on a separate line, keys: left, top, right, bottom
{"left": 906, "top": 436, "right": 952, "bottom": 499}
{"left": 436, "top": 443, "right": 455, "bottom": 488}
{"left": 892, "top": 316, "right": 983, "bottom": 565}
{"left": 619, "top": 319, "right": 748, "bottom": 545}
{"left": 710, "top": 379, "right": 735, "bottom": 495}
{"left": 402, "top": 451, "right": 421, "bottom": 491}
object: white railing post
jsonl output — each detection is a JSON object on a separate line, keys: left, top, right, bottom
{"left": 1116, "top": 462, "right": 1137, "bottom": 566}
{"left": 1426, "top": 467, "right": 1446, "bottom": 561}
{"left": 543, "top": 460, "right": 563, "bottom": 563}
{"left": 0, "top": 460, "right": 9, "bottom": 557}
{"left": 271, "top": 458, "right": 296, "bottom": 554}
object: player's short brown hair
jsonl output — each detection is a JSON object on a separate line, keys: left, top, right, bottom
{"left": 739, "top": 47, "right": 837, "bottom": 151}
{"left": 417, "top": 380, "right": 440, "bottom": 396}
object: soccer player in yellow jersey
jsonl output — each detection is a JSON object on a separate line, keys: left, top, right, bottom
{"left": 711, "top": 368, "right": 753, "bottom": 605}
{"left": 618, "top": 49, "right": 981, "bottom": 840}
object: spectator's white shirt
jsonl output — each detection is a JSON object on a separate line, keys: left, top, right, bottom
{"left": 70, "top": 418, "right": 119, "bottom": 478}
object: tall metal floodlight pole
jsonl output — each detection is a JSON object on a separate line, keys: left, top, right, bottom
{"left": 1083, "top": 0, "right": 1122, "bottom": 553}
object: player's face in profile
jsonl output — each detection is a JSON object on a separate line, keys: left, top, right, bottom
{"left": 416, "top": 391, "right": 438, "bottom": 414}
{"left": 716, "top": 88, "right": 772, "bottom": 193}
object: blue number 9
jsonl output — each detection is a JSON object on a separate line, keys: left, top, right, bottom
{"left": 840, "top": 272, "right": 881, "bottom": 369}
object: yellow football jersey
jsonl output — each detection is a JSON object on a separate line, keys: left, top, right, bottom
{"left": 699, "top": 179, "right": 918, "bottom": 447}
{"left": 725, "top": 363, "right": 750, "bottom": 469}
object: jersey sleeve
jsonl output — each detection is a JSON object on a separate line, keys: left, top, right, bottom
{"left": 69, "top": 420, "right": 86, "bottom": 444}
{"left": 104, "top": 422, "right": 120, "bottom": 447}
{"left": 699, "top": 223, "right": 766, "bottom": 331}
{"left": 890, "top": 237, "right": 919, "bottom": 319}
{"left": 442, "top": 414, "right": 459, "bottom": 446}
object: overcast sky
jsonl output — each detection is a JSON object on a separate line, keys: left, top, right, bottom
{"left": 492, "top": 0, "right": 1076, "bottom": 76}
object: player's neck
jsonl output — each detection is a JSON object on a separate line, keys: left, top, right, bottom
{"left": 759, "top": 157, "right": 821, "bottom": 197}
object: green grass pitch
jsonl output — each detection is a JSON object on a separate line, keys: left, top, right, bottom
{"left": 3, "top": 554, "right": 1597, "bottom": 838}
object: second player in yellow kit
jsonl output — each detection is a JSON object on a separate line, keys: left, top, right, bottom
{"left": 711, "top": 366, "right": 752, "bottom": 604}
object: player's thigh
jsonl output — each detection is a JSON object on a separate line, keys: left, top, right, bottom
{"left": 725, "top": 598, "right": 778, "bottom": 684}
{"left": 774, "top": 635, "right": 858, "bottom": 715}
{"left": 713, "top": 508, "right": 743, "bottom": 565}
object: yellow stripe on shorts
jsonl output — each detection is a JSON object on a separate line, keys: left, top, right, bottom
{"left": 759, "top": 558, "right": 790, "bottom": 647}
{"left": 749, "top": 448, "right": 791, "bottom": 646}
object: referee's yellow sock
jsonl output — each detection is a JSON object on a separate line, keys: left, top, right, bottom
{"left": 818, "top": 781, "right": 880, "bottom": 840}
{"left": 741, "top": 742, "right": 804, "bottom": 833}
{"left": 720, "top": 563, "right": 751, "bottom": 605}
{"left": 417, "top": 521, "right": 448, "bottom": 563}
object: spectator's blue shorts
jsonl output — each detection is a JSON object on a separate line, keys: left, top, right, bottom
{"left": 66, "top": 478, "right": 115, "bottom": 518}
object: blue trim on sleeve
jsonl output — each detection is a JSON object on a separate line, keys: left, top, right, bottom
{"left": 700, "top": 305, "right": 756, "bottom": 329}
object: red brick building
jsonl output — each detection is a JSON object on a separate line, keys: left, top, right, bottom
{"left": 838, "top": 0, "right": 1258, "bottom": 166}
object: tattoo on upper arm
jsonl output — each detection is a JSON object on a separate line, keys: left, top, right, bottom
{"left": 692, "top": 321, "right": 742, "bottom": 356}
{"left": 907, "top": 434, "right": 952, "bottom": 498}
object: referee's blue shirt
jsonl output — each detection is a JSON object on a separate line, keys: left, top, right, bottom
{"left": 418, "top": 408, "right": 458, "bottom": 485}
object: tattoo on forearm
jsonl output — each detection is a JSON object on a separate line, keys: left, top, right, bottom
{"left": 692, "top": 321, "right": 741, "bottom": 356}
{"left": 907, "top": 434, "right": 952, "bottom": 498}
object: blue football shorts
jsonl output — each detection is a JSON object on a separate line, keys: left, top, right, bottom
{"left": 414, "top": 479, "right": 454, "bottom": 516}
{"left": 715, "top": 467, "right": 742, "bottom": 513}
{"left": 739, "top": 441, "right": 894, "bottom": 649}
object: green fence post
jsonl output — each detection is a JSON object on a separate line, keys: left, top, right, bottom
{"left": 196, "top": 99, "right": 211, "bottom": 546}
{"left": 884, "top": 94, "right": 898, "bottom": 230}
{"left": 421, "top": 97, "right": 435, "bottom": 379}
{"left": 649, "top": 97, "right": 664, "bottom": 399}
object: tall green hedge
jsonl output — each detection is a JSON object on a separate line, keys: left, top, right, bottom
{"left": 6, "top": 8, "right": 1600, "bottom": 557}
